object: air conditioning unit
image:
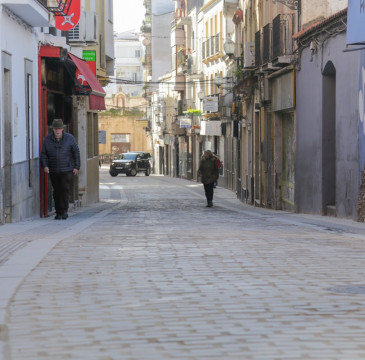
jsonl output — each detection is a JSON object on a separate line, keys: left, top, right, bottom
{"left": 68, "top": 11, "right": 85, "bottom": 42}
{"left": 85, "top": 11, "right": 97, "bottom": 43}
{"left": 244, "top": 42, "right": 255, "bottom": 68}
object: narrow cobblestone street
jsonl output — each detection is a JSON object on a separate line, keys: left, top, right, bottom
{"left": 1, "top": 166, "right": 365, "bottom": 360}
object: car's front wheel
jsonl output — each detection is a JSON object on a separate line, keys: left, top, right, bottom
{"left": 129, "top": 168, "right": 137, "bottom": 176}
{"left": 145, "top": 166, "right": 151, "bottom": 176}
{"left": 109, "top": 171, "right": 118, "bottom": 177}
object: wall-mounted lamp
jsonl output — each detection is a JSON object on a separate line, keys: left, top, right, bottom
{"left": 223, "top": 34, "right": 236, "bottom": 58}
{"left": 213, "top": 75, "right": 233, "bottom": 90}
{"left": 213, "top": 75, "right": 225, "bottom": 88}
{"left": 197, "top": 90, "right": 205, "bottom": 100}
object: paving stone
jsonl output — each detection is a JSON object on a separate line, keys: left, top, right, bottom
{"left": 1, "top": 170, "right": 365, "bottom": 359}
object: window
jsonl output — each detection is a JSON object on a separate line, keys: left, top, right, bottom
{"left": 135, "top": 50, "right": 141, "bottom": 57}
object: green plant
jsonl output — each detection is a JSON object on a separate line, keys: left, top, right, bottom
{"left": 233, "top": 66, "right": 243, "bottom": 79}
{"left": 184, "top": 109, "right": 202, "bottom": 116}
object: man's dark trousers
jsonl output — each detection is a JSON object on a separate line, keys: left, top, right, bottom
{"left": 49, "top": 171, "right": 73, "bottom": 215}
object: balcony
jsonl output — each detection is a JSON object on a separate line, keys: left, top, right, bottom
{"left": 0, "top": 0, "right": 50, "bottom": 26}
{"left": 202, "top": 33, "right": 221, "bottom": 62}
{"left": 176, "top": 15, "right": 191, "bottom": 26}
{"left": 186, "top": 55, "right": 203, "bottom": 80}
{"left": 262, "top": 23, "right": 272, "bottom": 64}
{"left": 272, "top": 14, "right": 294, "bottom": 66}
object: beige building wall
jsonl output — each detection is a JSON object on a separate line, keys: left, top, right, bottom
{"left": 100, "top": 91, "right": 151, "bottom": 160}
{"left": 99, "top": 115, "right": 152, "bottom": 158}
{"left": 301, "top": 0, "right": 347, "bottom": 29}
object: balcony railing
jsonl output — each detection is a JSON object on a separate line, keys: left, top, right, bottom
{"left": 46, "top": 0, "right": 72, "bottom": 16}
{"left": 255, "top": 30, "right": 261, "bottom": 66}
{"left": 272, "top": 14, "right": 294, "bottom": 59}
{"left": 202, "top": 33, "right": 221, "bottom": 60}
{"left": 262, "top": 23, "right": 272, "bottom": 64}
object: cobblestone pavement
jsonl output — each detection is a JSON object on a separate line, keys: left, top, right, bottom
{"left": 1, "top": 166, "right": 365, "bottom": 360}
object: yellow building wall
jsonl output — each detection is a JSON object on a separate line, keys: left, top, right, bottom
{"left": 98, "top": 114, "right": 152, "bottom": 158}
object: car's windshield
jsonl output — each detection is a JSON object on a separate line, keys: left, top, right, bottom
{"left": 120, "top": 153, "right": 137, "bottom": 160}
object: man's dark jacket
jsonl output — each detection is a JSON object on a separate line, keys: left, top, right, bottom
{"left": 40, "top": 132, "right": 81, "bottom": 173}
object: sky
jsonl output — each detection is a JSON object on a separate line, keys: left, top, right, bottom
{"left": 113, "top": 0, "right": 145, "bottom": 33}
{"left": 113, "top": 0, "right": 175, "bottom": 33}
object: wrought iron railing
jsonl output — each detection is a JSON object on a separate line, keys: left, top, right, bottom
{"left": 262, "top": 23, "right": 272, "bottom": 64}
{"left": 255, "top": 30, "right": 261, "bottom": 66}
{"left": 202, "top": 33, "right": 221, "bottom": 60}
{"left": 46, "top": 0, "right": 72, "bottom": 16}
{"left": 272, "top": 14, "right": 294, "bottom": 59}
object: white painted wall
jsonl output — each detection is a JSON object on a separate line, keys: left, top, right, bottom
{"left": 0, "top": 8, "right": 40, "bottom": 164}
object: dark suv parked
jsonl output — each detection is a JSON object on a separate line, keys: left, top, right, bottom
{"left": 109, "top": 152, "right": 151, "bottom": 177}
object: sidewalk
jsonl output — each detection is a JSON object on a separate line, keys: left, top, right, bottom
{"left": 0, "top": 199, "right": 120, "bottom": 359}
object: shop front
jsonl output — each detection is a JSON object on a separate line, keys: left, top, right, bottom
{"left": 38, "top": 46, "right": 105, "bottom": 217}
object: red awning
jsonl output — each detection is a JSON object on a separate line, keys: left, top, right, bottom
{"left": 68, "top": 53, "right": 106, "bottom": 110}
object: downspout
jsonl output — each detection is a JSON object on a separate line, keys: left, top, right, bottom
{"left": 38, "top": 47, "right": 46, "bottom": 217}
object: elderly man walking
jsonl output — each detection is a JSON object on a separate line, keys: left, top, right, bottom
{"left": 40, "top": 119, "right": 81, "bottom": 220}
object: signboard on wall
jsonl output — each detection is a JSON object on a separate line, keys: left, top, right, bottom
{"left": 98, "top": 130, "right": 106, "bottom": 144}
{"left": 347, "top": 0, "right": 365, "bottom": 44}
{"left": 111, "top": 134, "right": 130, "bottom": 143}
{"left": 200, "top": 120, "right": 222, "bottom": 136}
{"left": 204, "top": 96, "right": 219, "bottom": 112}
{"left": 179, "top": 117, "right": 192, "bottom": 128}
{"left": 83, "top": 50, "right": 96, "bottom": 75}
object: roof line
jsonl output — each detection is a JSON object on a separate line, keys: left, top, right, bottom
{"left": 293, "top": 8, "right": 347, "bottom": 40}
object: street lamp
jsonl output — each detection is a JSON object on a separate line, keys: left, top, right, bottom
{"left": 197, "top": 90, "right": 205, "bottom": 112}
{"left": 213, "top": 75, "right": 234, "bottom": 92}
{"left": 223, "top": 34, "right": 236, "bottom": 58}
{"left": 213, "top": 75, "right": 225, "bottom": 88}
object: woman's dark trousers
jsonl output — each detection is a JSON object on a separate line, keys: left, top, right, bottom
{"left": 203, "top": 182, "right": 215, "bottom": 206}
{"left": 49, "top": 171, "right": 73, "bottom": 215}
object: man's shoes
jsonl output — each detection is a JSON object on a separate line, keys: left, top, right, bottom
{"left": 62, "top": 213, "right": 68, "bottom": 220}
{"left": 54, "top": 214, "right": 62, "bottom": 220}
{"left": 206, "top": 201, "right": 213, "bottom": 207}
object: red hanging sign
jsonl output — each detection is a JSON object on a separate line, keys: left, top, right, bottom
{"left": 55, "top": 0, "right": 81, "bottom": 31}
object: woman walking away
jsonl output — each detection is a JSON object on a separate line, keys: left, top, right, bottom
{"left": 198, "top": 150, "right": 220, "bottom": 207}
